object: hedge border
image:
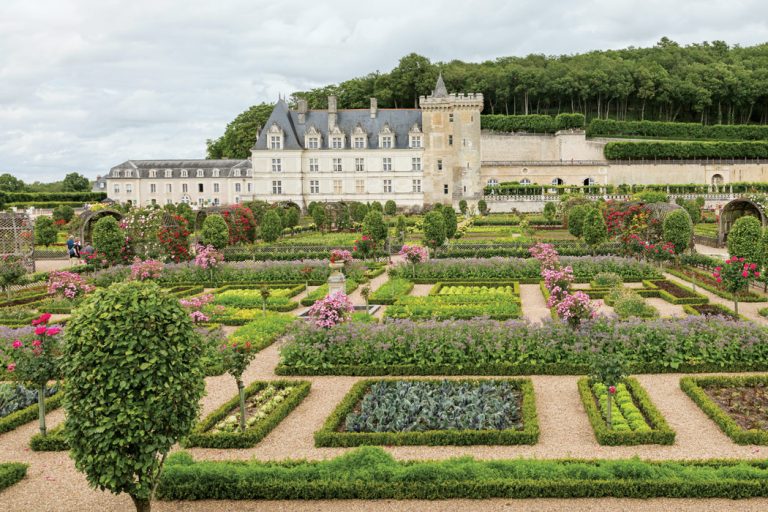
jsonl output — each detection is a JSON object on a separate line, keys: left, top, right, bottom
{"left": 0, "top": 463, "right": 27, "bottom": 492}
{"left": 0, "top": 388, "right": 63, "bottom": 435}
{"left": 578, "top": 377, "right": 675, "bottom": 446}
{"left": 681, "top": 375, "right": 768, "bottom": 445}
{"left": 182, "top": 380, "right": 310, "bottom": 449}
{"left": 29, "top": 423, "right": 68, "bottom": 451}
{"left": 368, "top": 278, "right": 415, "bottom": 305}
{"left": 428, "top": 281, "right": 521, "bottom": 296}
{"left": 315, "top": 378, "right": 538, "bottom": 447}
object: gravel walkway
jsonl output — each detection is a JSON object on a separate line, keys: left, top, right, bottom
{"left": 646, "top": 297, "right": 686, "bottom": 318}
{"left": 519, "top": 284, "right": 551, "bottom": 323}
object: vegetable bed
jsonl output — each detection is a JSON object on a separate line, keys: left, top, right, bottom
{"left": 315, "top": 378, "right": 538, "bottom": 446}
{"left": 643, "top": 279, "right": 708, "bottom": 305}
{"left": 385, "top": 295, "right": 522, "bottom": 320}
{"left": 0, "top": 383, "right": 62, "bottom": 434}
{"left": 301, "top": 280, "right": 358, "bottom": 306}
{"left": 683, "top": 303, "right": 740, "bottom": 320}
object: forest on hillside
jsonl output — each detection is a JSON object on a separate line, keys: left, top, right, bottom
{"left": 207, "top": 38, "right": 768, "bottom": 159}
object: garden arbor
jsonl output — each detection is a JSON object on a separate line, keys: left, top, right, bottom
{"left": 79, "top": 209, "right": 123, "bottom": 244}
{"left": 719, "top": 198, "right": 767, "bottom": 245}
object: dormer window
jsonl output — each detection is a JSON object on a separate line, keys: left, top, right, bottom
{"left": 304, "top": 125, "right": 322, "bottom": 149}
{"left": 308, "top": 137, "right": 319, "bottom": 149}
{"left": 165, "top": 169, "right": 172, "bottom": 178}
{"left": 328, "top": 125, "right": 345, "bottom": 149}
{"left": 233, "top": 169, "right": 241, "bottom": 177}
{"left": 112, "top": 169, "right": 121, "bottom": 178}
{"left": 212, "top": 169, "right": 220, "bottom": 178}
{"left": 352, "top": 124, "right": 367, "bottom": 149}
{"left": 410, "top": 135, "right": 422, "bottom": 148}
{"left": 408, "top": 123, "right": 423, "bottom": 148}
{"left": 267, "top": 122, "right": 284, "bottom": 149}
{"left": 125, "top": 170, "right": 132, "bottom": 178}
{"left": 331, "top": 136, "right": 343, "bottom": 149}
{"left": 180, "top": 169, "right": 188, "bottom": 178}
{"left": 354, "top": 136, "right": 366, "bottom": 149}
{"left": 378, "top": 123, "right": 395, "bottom": 149}
{"left": 196, "top": 169, "right": 204, "bottom": 178}
{"left": 381, "top": 136, "right": 392, "bottom": 148}
{"left": 149, "top": 169, "right": 157, "bottom": 178}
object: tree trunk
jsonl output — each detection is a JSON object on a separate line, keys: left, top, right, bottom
{"left": 734, "top": 300, "right": 739, "bottom": 316}
{"left": 130, "top": 495, "right": 151, "bottom": 512}
{"left": 641, "top": 99, "right": 645, "bottom": 121}
{"left": 606, "top": 392, "right": 612, "bottom": 429}
{"left": 237, "top": 378, "right": 247, "bottom": 432}
{"left": 38, "top": 384, "right": 47, "bottom": 436}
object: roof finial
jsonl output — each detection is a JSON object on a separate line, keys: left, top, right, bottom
{"left": 433, "top": 72, "right": 448, "bottom": 98}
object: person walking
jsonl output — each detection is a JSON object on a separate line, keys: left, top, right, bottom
{"left": 73, "top": 238, "right": 82, "bottom": 264}
{"left": 67, "top": 235, "right": 76, "bottom": 266}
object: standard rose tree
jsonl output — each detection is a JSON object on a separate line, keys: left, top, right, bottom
{"left": 713, "top": 257, "right": 760, "bottom": 315}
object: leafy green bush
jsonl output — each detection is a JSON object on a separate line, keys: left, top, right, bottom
{"left": 201, "top": 214, "right": 230, "bottom": 249}
{"left": 604, "top": 140, "right": 768, "bottom": 160}
{"left": 315, "top": 378, "right": 538, "bottom": 447}
{"left": 588, "top": 118, "right": 768, "bottom": 141}
{"left": 663, "top": 209, "right": 693, "bottom": 253}
{"left": 567, "top": 204, "right": 590, "bottom": 238}
{"left": 582, "top": 208, "right": 607, "bottom": 249}
{"left": 555, "top": 113, "right": 586, "bottom": 130}
{"left": 592, "top": 272, "right": 622, "bottom": 288}
{"left": 481, "top": 114, "right": 557, "bottom": 133}
{"left": 384, "top": 200, "right": 396, "bottom": 216}
{"left": 92, "top": 216, "right": 124, "bottom": 264}
{"left": 727, "top": 215, "right": 762, "bottom": 262}
{"left": 368, "top": 278, "right": 414, "bottom": 305}
{"left": 362, "top": 210, "right": 387, "bottom": 243}
{"left": 30, "top": 423, "right": 68, "bottom": 451}
{"left": 34, "top": 216, "right": 58, "bottom": 246}
{"left": 612, "top": 290, "right": 658, "bottom": 319}
{"left": 259, "top": 210, "right": 283, "bottom": 243}
{"left": 0, "top": 463, "right": 27, "bottom": 493}
{"left": 442, "top": 207, "right": 457, "bottom": 239}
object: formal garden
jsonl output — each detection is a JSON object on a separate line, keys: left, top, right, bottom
{"left": 7, "top": 195, "right": 768, "bottom": 511}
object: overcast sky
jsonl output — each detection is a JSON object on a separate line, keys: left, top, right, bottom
{"left": 1, "top": 0, "right": 767, "bottom": 182}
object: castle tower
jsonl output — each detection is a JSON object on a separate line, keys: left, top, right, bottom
{"left": 419, "top": 74, "right": 484, "bottom": 206}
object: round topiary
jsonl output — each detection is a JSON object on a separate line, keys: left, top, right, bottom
{"left": 34, "top": 216, "right": 58, "bottom": 246}
{"left": 662, "top": 209, "right": 693, "bottom": 254}
{"left": 384, "top": 200, "right": 397, "bottom": 216}
{"left": 200, "top": 214, "right": 229, "bottom": 249}
{"left": 92, "top": 215, "right": 125, "bottom": 264}
{"left": 567, "top": 204, "right": 590, "bottom": 238}
{"left": 260, "top": 210, "right": 283, "bottom": 243}
{"left": 63, "top": 281, "right": 205, "bottom": 512}
{"left": 582, "top": 208, "right": 608, "bottom": 248}
{"left": 727, "top": 215, "right": 762, "bottom": 262}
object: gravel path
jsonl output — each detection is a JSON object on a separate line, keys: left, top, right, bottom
{"left": 519, "top": 284, "right": 551, "bottom": 323}
{"left": 646, "top": 297, "right": 687, "bottom": 318}
{"left": 409, "top": 284, "right": 433, "bottom": 297}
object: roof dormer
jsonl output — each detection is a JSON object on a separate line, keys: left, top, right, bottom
{"left": 408, "top": 123, "right": 423, "bottom": 148}
{"left": 352, "top": 123, "right": 367, "bottom": 149}
{"left": 304, "top": 125, "right": 323, "bottom": 150}
{"left": 267, "top": 122, "right": 284, "bottom": 150}
{"left": 378, "top": 123, "right": 395, "bottom": 149}
{"left": 329, "top": 124, "right": 345, "bottom": 149}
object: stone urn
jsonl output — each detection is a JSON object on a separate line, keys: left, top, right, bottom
{"left": 327, "top": 261, "right": 346, "bottom": 296}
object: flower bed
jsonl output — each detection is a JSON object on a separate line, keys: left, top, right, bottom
{"left": 227, "top": 313, "right": 296, "bottom": 352}
{"left": 183, "top": 380, "right": 310, "bottom": 448}
{"left": 157, "top": 447, "right": 768, "bottom": 500}
{"left": 385, "top": 295, "right": 522, "bottom": 321}
{"left": 203, "top": 305, "right": 294, "bottom": 325}
{"left": 368, "top": 278, "right": 414, "bottom": 305}
{"left": 315, "top": 378, "right": 538, "bottom": 446}
{"left": 277, "top": 316, "right": 768, "bottom": 376}
{"left": 212, "top": 287, "right": 301, "bottom": 311}
{"left": 642, "top": 279, "right": 709, "bottom": 305}
{"left": 667, "top": 266, "right": 766, "bottom": 302}
{"left": 158, "top": 260, "right": 331, "bottom": 286}
{"left": 682, "top": 303, "right": 741, "bottom": 320}
{"left": 300, "top": 280, "right": 359, "bottom": 306}
{"left": 0, "top": 383, "right": 63, "bottom": 434}
{"left": 681, "top": 375, "right": 768, "bottom": 444}
{"left": 578, "top": 377, "right": 674, "bottom": 445}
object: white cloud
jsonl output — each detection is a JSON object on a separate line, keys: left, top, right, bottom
{"left": 0, "top": 0, "right": 767, "bottom": 181}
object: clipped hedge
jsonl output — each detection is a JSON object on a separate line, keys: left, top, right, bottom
{"left": 642, "top": 279, "right": 709, "bottom": 305}
{"left": 315, "top": 378, "right": 538, "bottom": 447}
{"left": 604, "top": 140, "right": 768, "bottom": 160}
{"left": 157, "top": 447, "right": 768, "bottom": 500}
{"left": 588, "top": 119, "right": 768, "bottom": 141}
{"left": 30, "top": 423, "right": 68, "bottom": 451}
{"left": 681, "top": 375, "right": 768, "bottom": 445}
{"left": 5, "top": 191, "right": 106, "bottom": 203}
{"left": 578, "top": 377, "right": 675, "bottom": 446}
{"left": 0, "top": 389, "right": 63, "bottom": 435}
{"left": 0, "top": 463, "right": 27, "bottom": 492}
{"left": 182, "top": 380, "right": 310, "bottom": 449}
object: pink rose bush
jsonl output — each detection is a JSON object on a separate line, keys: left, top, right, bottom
{"left": 194, "top": 244, "right": 224, "bottom": 270}
{"left": 47, "top": 271, "right": 94, "bottom": 299}
{"left": 329, "top": 249, "right": 353, "bottom": 264}
{"left": 529, "top": 243, "right": 559, "bottom": 270}
{"left": 713, "top": 256, "right": 760, "bottom": 315}
{"left": 399, "top": 245, "right": 429, "bottom": 265}
{"left": 307, "top": 291, "right": 354, "bottom": 328}
{"left": 129, "top": 258, "right": 164, "bottom": 281}
{"left": 555, "top": 291, "right": 598, "bottom": 327}
{"left": 537, "top": 244, "right": 597, "bottom": 327}
{"left": 543, "top": 266, "right": 575, "bottom": 307}
{"left": 180, "top": 294, "right": 213, "bottom": 323}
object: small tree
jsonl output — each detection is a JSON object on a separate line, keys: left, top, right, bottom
{"left": 92, "top": 216, "right": 125, "bottom": 265}
{"left": 395, "top": 215, "right": 407, "bottom": 245}
{"left": 590, "top": 346, "right": 628, "bottom": 430}
{"left": 283, "top": 207, "right": 300, "bottom": 233}
{"left": 200, "top": 214, "right": 229, "bottom": 249}
{"left": 350, "top": 202, "right": 368, "bottom": 223}
{"left": 662, "top": 209, "right": 693, "bottom": 255}
{"left": 477, "top": 199, "right": 488, "bottom": 215}
{"left": 52, "top": 204, "right": 75, "bottom": 224}
{"left": 441, "top": 207, "right": 458, "bottom": 239}
{"left": 727, "top": 216, "right": 762, "bottom": 263}
{"left": 543, "top": 202, "right": 557, "bottom": 222}
{"left": 220, "top": 340, "right": 257, "bottom": 433}
{"left": 713, "top": 257, "right": 760, "bottom": 315}
{"left": 384, "top": 200, "right": 397, "bottom": 216}
{"left": 0, "top": 255, "right": 27, "bottom": 298}
{"left": 370, "top": 201, "right": 383, "bottom": 213}
{"left": 360, "top": 284, "right": 371, "bottom": 310}
{"left": 582, "top": 208, "right": 608, "bottom": 252}
{"left": 362, "top": 210, "right": 388, "bottom": 244}
{"left": 260, "top": 286, "right": 271, "bottom": 314}
{"left": 423, "top": 210, "right": 447, "bottom": 253}
{"left": 458, "top": 199, "right": 468, "bottom": 215}
{"left": 34, "top": 216, "right": 58, "bottom": 246}
{"left": 175, "top": 202, "right": 195, "bottom": 226}
{"left": 311, "top": 205, "right": 327, "bottom": 233}
{"left": 260, "top": 210, "right": 283, "bottom": 243}
{"left": 567, "top": 204, "right": 590, "bottom": 238}
{"left": 63, "top": 282, "right": 205, "bottom": 512}
{"left": 335, "top": 206, "right": 352, "bottom": 231}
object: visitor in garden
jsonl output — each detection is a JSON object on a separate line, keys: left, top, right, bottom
{"left": 74, "top": 238, "right": 82, "bottom": 263}
{"left": 66, "top": 235, "right": 76, "bottom": 265}
{"left": 82, "top": 243, "right": 94, "bottom": 259}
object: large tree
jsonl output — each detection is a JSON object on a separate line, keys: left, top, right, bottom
{"left": 0, "top": 173, "right": 25, "bottom": 192}
{"left": 206, "top": 103, "right": 274, "bottom": 159}
{"left": 62, "top": 172, "right": 91, "bottom": 192}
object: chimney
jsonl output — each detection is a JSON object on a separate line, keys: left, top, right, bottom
{"left": 327, "top": 95, "right": 337, "bottom": 131}
{"left": 370, "top": 97, "right": 378, "bottom": 118}
{"left": 297, "top": 99, "right": 307, "bottom": 124}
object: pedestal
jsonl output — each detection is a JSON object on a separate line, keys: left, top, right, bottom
{"left": 328, "top": 262, "right": 346, "bottom": 296}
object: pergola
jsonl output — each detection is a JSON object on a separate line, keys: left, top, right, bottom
{"left": 718, "top": 198, "right": 767, "bottom": 245}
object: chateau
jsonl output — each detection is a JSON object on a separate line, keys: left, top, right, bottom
{"left": 101, "top": 76, "right": 768, "bottom": 211}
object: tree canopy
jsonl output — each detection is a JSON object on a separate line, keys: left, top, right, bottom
{"left": 206, "top": 103, "right": 275, "bottom": 159}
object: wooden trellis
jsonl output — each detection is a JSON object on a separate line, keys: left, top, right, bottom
{"left": 0, "top": 212, "right": 35, "bottom": 272}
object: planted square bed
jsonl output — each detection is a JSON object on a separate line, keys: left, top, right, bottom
{"left": 578, "top": 377, "right": 675, "bottom": 445}
{"left": 644, "top": 279, "right": 708, "bottom": 305}
{"left": 683, "top": 303, "right": 739, "bottom": 320}
{"left": 681, "top": 375, "right": 768, "bottom": 444}
{"left": 315, "top": 378, "right": 538, "bottom": 446}
{"left": 184, "top": 380, "right": 310, "bottom": 448}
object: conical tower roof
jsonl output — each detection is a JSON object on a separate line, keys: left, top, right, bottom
{"left": 432, "top": 73, "right": 448, "bottom": 98}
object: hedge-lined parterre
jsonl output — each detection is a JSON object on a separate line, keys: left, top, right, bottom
{"left": 0, "top": 463, "right": 27, "bottom": 493}
{"left": 368, "top": 278, "right": 414, "bottom": 305}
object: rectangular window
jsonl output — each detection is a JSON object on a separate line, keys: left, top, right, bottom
{"left": 444, "top": 184, "right": 449, "bottom": 195}
{"left": 271, "top": 158, "right": 282, "bottom": 172}
{"left": 448, "top": 135, "right": 453, "bottom": 146}
{"left": 126, "top": 184, "right": 133, "bottom": 193}
{"left": 437, "top": 159, "right": 443, "bottom": 171}
{"left": 196, "top": 169, "right": 204, "bottom": 177}
{"left": 235, "top": 183, "right": 241, "bottom": 192}
{"left": 198, "top": 183, "right": 204, "bottom": 193}
{"left": 309, "top": 158, "right": 319, "bottom": 172}
{"left": 270, "top": 135, "right": 281, "bottom": 149}
{"left": 310, "top": 180, "right": 319, "bottom": 194}
{"left": 272, "top": 180, "right": 282, "bottom": 195}
{"left": 166, "top": 183, "right": 172, "bottom": 193}
{"left": 410, "top": 135, "right": 421, "bottom": 148}
{"left": 113, "top": 184, "right": 120, "bottom": 194}
{"left": 449, "top": 113, "right": 454, "bottom": 123}
{"left": 213, "top": 198, "right": 220, "bottom": 206}
{"left": 381, "top": 136, "right": 392, "bottom": 148}
{"left": 355, "top": 158, "right": 365, "bottom": 172}
{"left": 355, "top": 179, "right": 365, "bottom": 193}
{"left": 354, "top": 137, "right": 365, "bottom": 149}
{"left": 166, "top": 198, "right": 173, "bottom": 205}
{"left": 308, "top": 137, "right": 319, "bottom": 149}
{"left": 182, "top": 184, "right": 188, "bottom": 193}
{"left": 165, "top": 169, "right": 172, "bottom": 178}
{"left": 382, "top": 157, "right": 391, "bottom": 171}
{"left": 333, "top": 158, "right": 342, "bottom": 172}
{"left": 213, "top": 183, "right": 220, "bottom": 193}
{"left": 247, "top": 183, "right": 252, "bottom": 193}
{"left": 412, "top": 179, "right": 421, "bottom": 193}
{"left": 333, "top": 179, "right": 342, "bottom": 194}
{"left": 383, "top": 179, "right": 392, "bottom": 193}
{"left": 150, "top": 183, "right": 157, "bottom": 193}
{"left": 411, "top": 157, "right": 421, "bottom": 171}
{"left": 332, "top": 137, "right": 343, "bottom": 149}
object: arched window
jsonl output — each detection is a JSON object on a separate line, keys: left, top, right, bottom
{"left": 520, "top": 178, "right": 531, "bottom": 185}
{"left": 180, "top": 195, "right": 190, "bottom": 204}
{"left": 583, "top": 177, "right": 595, "bottom": 186}
{"left": 487, "top": 178, "right": 499, "bottom": 187}
{"left": 712, "top": 174, "right": 724, "bottom": 186}
{"left": 552, "top": 178, "right": 564, "bottom": 185}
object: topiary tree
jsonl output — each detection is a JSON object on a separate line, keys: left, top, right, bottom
{"left": 423, "top": 210, "right": 447, "bottom": 253}
{"left": 662, "top": 209, "right": 693, "bottom": 255}
{"left": 441, "top": 207, "right": 458, "bottom": 239}
{"left": 369, "top": 201, "right": 383, "bottom": 213}
{"left": 52, "top": 204, "right": 75, "bottom": 224}
{"left": 458, "top": 199, "right": 468, "bottom": 215}
{"left": 543, "top": 202, "right": 557, "bottom": 222}
{"left": 200, "top": 214, "right": 229, "bottom": 249}
{"left": 174, "top": 202, "right": 195, "bottom": 226}
{"left": 283, "top": 207, "right": 300, "bottom": 232}
{"left": 34, "top": 216, "right": 58, "bottom": 246}
{"left": 63, "top": 281, "right": 205, "bottom": 512}
{"left": 477, "top": 199, "right": 488, "bottom": 215}
{"left": 395, "top": 215, "right": 408, "bottom": 244}
{"left": 92, "top": 216, "right": 125, "bottom": 265}
{"left": 727, "top": 215, "right": 763, "bottom": 263}
{"left": 567, "top": 204, "right": 590, "bottom": 238}
{"left": 362, "top": 210, "right": 388, "bottom": 244}
{"left": 582, "top": 208, "right": 608, "bottom": 253}
{"left": 260, "top": 210, "right": 283, "bottom": 243}
{"left": 384, "top": 200, "right": 396, "bottom": 216}
{"left": 311, "top": 205, "right": 327, "bottom": 232}
{"left": 350, "top": 202, "right": 368, "bottom": 223}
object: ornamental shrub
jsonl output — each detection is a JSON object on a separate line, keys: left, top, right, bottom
{"left": 52, "top": 204, "right": 75, "bottom": 223}
{"left": 350, "top": 202, "right": 368, "bottom": 223}
{"left": 458, "top": 200, "right": 468, "bottom": 215}
{"left": 441, "top": 207, "right": 458, "bottom": 239}
{"left": 283, "top": 207, "right": 300, "bottom": 231}
{"left": 157, "top": 214, "right": 192, "bottom": 263}
{"left": 713, "top": 257, "right": 760, "bottom": 315}
{"left": 311, "top": 205, "right": 327, "bottom": 232}
{"left": 543, "top": 202, "right": 557, "bottom": 221}
{"left": 200, "top": 214, "right": 229, "bottom": 249}
{"left": 370, "top": 201, "right": 383, "bottom": 213}
{"left": 221, "top": 205, "right": 257, "bottom": 245}
{"left": 582, "top": 209, "right": 608, "bottom": 250}
{"left": 662, "top": 209, "right": 693, "bottom": 254}
{"left": 362, "top": 211, "right": 388, "bottom": 244}
{"left": 727, "top": 216, "right": 762, "bottom": 262}
{"left": 129, "top": 258, "right": 164, "bottom": 281}
{"left": 62, "top": 281, "right": 205, "bottom": 512}
{"left": 34, "top": 217, "right": 57, "bottom": 246}
{"left": 555, "top": 112, "right": 586, "bottom": 130}
{"left": 47, "top": 271, "right": 94, "bottom": 299}
{"left": 307, "top": 291, "right": 354, "bottom": 329}
{"left": 220, "top": 338, "right": 258, "bottom": 432}
{"left": 260, "top": 210, "right": 283, "bottom": 243}
{"left": 384, "top": 200, "right": 396, "bottom": 216}
{"left": 92, "top": 216, "right": 124, "bottom": 265}
{"left": 567, "top": 204, "right": 590, "bottom": 238}
{"left": 423, "top": 211, "right": 447, "bottom": 251}
{"left": 477, "top": 199, "right": 489, "bottom": 215}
